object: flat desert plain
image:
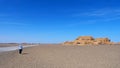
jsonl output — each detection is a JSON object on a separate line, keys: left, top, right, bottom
{"left": 0, "top": 43, "right": 18, "bottom": 47}
{"left": 0, "top": 44, "right": 120, "bottom": 68}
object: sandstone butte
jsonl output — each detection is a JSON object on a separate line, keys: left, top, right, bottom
{"left": 63, "top": 36, "right": 116, "bottom": 46}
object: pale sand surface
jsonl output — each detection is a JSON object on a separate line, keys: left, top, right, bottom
{"left": 0, "top": 43, "right": 18, "bottom": 47}
{"left": 0, "top": 44, "right": 120, "bottom": 68}
{"left": 0, "top": 43, "right": 35, "bottom": 47}
{"left": 0, "top": 44, "right": 38, "bottom": 52}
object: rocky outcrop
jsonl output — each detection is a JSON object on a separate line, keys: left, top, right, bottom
{"left": 63, "top": 36, "right": 114, "bottom": 45}
{"left": 95, "top": 38, "right": 110, "bottom": 45}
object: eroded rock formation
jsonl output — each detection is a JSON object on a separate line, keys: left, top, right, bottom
{"left": 63, "top": 36, "right": 114, "bottom": 45}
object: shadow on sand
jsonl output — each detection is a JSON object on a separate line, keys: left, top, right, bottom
{"left": 22, "top": 53, "right": 29, "bottom": 55}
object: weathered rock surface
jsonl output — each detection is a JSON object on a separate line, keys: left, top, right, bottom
{"left": 63, "top": 36, "right": 115, "bottom": 45}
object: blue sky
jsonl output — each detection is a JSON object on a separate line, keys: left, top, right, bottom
{"left": 0, "top": 0, "right": 120, "bottom": 43}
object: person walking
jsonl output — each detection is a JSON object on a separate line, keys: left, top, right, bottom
{"left": 18, "top": 44, "right": 23, "bottom": 54}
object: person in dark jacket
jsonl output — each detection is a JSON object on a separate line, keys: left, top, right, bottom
{"left": 18, "top": 44, "right": 23, "bottom": 54}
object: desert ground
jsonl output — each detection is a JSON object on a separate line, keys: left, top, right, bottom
{"left": 0, "top": 43, "right": 18, "bottom": 47}
{"left": 0, "top": 43, "right": 35, "bottom": 47}
{"left": 0, "top": 44, "right": 120, "bottom": 68}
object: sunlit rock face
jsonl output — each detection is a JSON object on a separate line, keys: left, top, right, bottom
{"left": 63, "top": 36, "right": 114, "bottom": 45}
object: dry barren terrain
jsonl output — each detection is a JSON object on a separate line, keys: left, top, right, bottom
{"left": 0, "top": 44, "right": 120, "bottom": 68}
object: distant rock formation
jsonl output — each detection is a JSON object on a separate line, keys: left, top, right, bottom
{"left": 63, "top": 36, "right": 115, "bottom": 45}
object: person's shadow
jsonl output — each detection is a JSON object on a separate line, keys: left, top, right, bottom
{"left": 22, "top": 53, "right": 29, "bottom": 55}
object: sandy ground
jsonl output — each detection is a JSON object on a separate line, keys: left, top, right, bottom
{"left": 0, "top": 43, "right": 18, "bottom": 47}
{"left": 0, "top": 44, "right": 38, "bottom": 52}
{"left": 0, "top": 43, "right": 35, "bottom": 47}
{"left": 0, "top": 44, "right": 120, "bottom": 68}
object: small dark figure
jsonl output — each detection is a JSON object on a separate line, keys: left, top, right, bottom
{"left": 18, "top": 44, "right": 23, "bottom": 54}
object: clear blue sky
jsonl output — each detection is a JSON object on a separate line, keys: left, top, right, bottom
{"left": 0, "top": 0, "right": 120, "bottom": 43}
